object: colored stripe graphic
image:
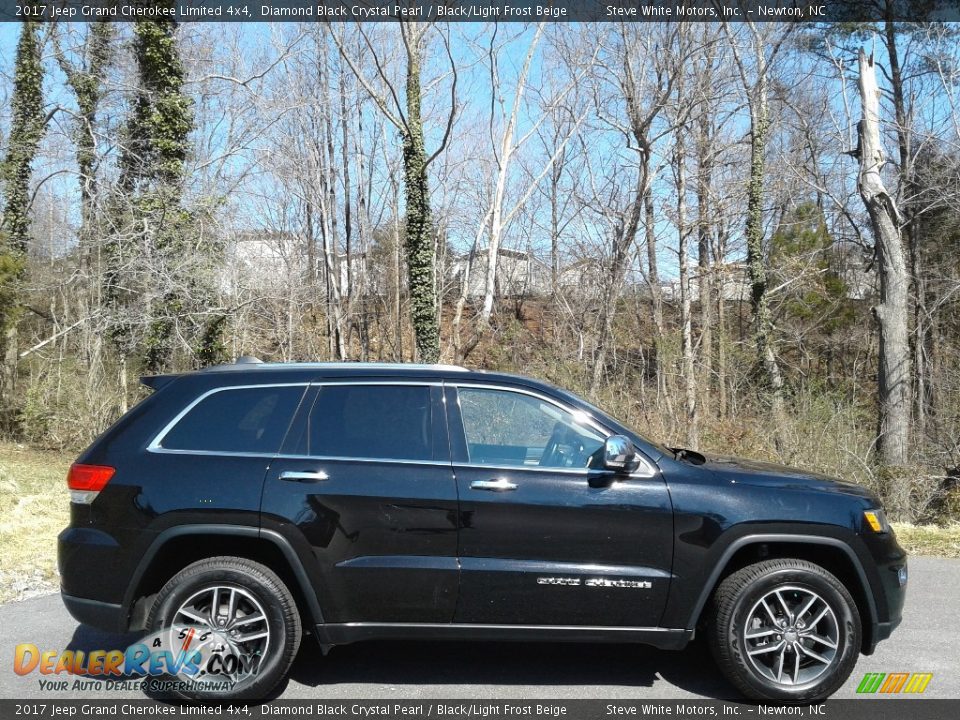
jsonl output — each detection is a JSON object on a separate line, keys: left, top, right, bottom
{"left": 857, "top": 673, "right": 885, "bottom": 693}
{"left": 903, "top": 673, "right": 933, "bottom": 694}
{"left": 880, "top": 672, "right": 910, "bottom": 693}
{"left": 856, "top": 672, "right": 932, "bottom": 694}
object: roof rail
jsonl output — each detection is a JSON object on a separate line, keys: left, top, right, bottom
{"left": 201, "top": 358, "right": 469, "bottom": 373}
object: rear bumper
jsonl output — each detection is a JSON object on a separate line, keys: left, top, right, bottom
{"left": 61, "top": 593, "right": 126, "bottom": 633}
{"left": 58, "top": 525, "right": 133, "bottom": 632}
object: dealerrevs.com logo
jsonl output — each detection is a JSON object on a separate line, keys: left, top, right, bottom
{"left": 11, "top": 628, "right": 261, "bottom": 693}
{"left": 856, "top": 672, "right": 934, "bottom": 694}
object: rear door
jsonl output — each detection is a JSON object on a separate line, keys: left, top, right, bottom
{"left": 144, "top": 383, "right": 308, "bottom": 524}
{"left": 447, "top": 383, "right": 674, "bottom": 628}
{"left": 260, "top": 381, "right": 459, "bottom": 624}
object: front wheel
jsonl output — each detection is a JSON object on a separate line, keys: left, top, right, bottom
{"left": 708, "top": 559, "right": 861, "bottom": 702}
{"left": 146, "top": 556, "right": 302, "bottom": 700}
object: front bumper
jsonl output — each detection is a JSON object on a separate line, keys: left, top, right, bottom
{"left": 860, "top": 531, "right": 908, "bottom": 654}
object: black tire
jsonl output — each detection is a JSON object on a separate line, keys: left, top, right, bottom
{"left": 146, "top": 556, "right": 302, "bottom": 700}
{"left": 708, "top": 559, "right": 861, "bottom": 702}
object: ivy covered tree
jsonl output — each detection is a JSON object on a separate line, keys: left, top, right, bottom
{"left": 0, "top": 16, "right": 46, "bottom": 406}
{"left": 55, "top": 22, "right": 115, "bottom": 268}
{"left": 107, "top": 4, "right": 205, "bottom": 380}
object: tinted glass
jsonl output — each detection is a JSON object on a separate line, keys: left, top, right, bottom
{"left": 306, "top": 385, "right": 433, "bottom": 461}
{"left": 161, "top": 386, "right": 305, "bottom": 453}
{"left": 457, "top": 388, "right": 606, "bottom": 469}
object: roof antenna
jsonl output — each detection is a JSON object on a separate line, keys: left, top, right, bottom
{"left": 234, "top": 355, "right": 263, "bottom": 365}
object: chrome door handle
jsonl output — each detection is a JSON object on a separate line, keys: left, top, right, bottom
{"left": 279, "top": 470, "right": 329, "bottom": 483}
{"left": 470, "top": 478, "right": 517, "bottom": 492}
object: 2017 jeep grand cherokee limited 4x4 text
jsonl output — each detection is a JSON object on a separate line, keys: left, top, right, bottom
{"left": 58, "top": 359, "right": 907, "bottom": 701}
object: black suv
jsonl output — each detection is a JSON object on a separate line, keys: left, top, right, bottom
{"left": 59, "top": 359, "right": 907, "bottom": 701}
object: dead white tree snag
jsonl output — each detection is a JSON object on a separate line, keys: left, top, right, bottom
{"left": 856, "top": 48, "right": 912, "bottom": 467}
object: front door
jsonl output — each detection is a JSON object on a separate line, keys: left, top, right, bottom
{"left": 260, "top": 381, "right": 458, "bottom": 624}
{"left": 447, "top": 384, "right": 673, "bottom": 628}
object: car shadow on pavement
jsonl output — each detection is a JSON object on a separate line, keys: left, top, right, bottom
{"left": 284, "top": 637, "right": 738, "bottom": 700}
{"left": 65, "top": 624, "right": 145, "bottom": 681}
{"left": 66, "top": 624, "right": 143, "bottom": 655}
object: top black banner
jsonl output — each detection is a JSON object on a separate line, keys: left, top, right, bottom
{"left": 1, "top": 0, "right": 959, "bottom": 22}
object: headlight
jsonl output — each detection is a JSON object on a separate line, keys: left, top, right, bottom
{"left": 863, "top": 509, "right": 889, "bottom": 533}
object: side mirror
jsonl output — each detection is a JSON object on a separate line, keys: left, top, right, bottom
{"left": 603, "top": 435, "right": 641, "bottom": 474}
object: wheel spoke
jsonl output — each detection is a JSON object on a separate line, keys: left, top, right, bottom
{"left": 807, "top": 605, "right": 830, "bottom": 629}
{"left": 760, "top": 598, "right": 779, "bottom": 625}
{"left": 233, "top": 613, "right": 266, "bottom": 628}
{"left": 793, "top": 648, "right": 801, "bottom": 684}
{"left": 745, "top": 628, "right": 779, "bottom": 640}
{"left": 176, "top": 607, "right": 207, "bottom": 625}
{"left": 802, "top": 633, "right": 838, "bottom": 649}
{"left": 234, "top": 629, "right": 269, "bottom": 643}
{"left": 776, "top": 648, "right": 786, "bottom": 682}
{"left": 774, "top": 590, "right": 793, "bottom": 622}
{"left": 748, "top": 640, "right": 785, "bottom": 657}
{"left": 797, "top": 643, "right": 831, "bottom": 665}
{"left": 795, "top": 593, "right": 818, "bottom": 622}
{"left": 227, "top": 588, "right": 238, "bottom": 621}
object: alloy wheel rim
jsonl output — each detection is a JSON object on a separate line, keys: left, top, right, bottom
{"left": 167, "top": 585, "right": 270, "bottom": 687}
{"left": 743, "top": 585, "right": 840, "bottom": 686}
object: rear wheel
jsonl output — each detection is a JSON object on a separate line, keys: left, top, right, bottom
{"left": 708, "top": 559, "right": 861, "bottom": 701}
{"left": 146, "top": 556, "right": 301, "bottom": 700}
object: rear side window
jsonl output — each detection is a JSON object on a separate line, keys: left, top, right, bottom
{"left": 302, "top": 384, "right": 434, "bottom": 461}
{"left": 159, "top": 386, "right": 305, "bottom": 454}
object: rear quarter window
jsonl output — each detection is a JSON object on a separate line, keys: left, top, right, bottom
{"left": 158, "top": 385, "right": 306, "bottom": 454}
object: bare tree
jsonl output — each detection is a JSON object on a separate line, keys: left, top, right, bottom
{"left": 855, "top": 48, "right": 911, "bottom": 468}
{"left": 724, "top": 21, "right": 793, "bottom": 438}
{"left": 330, "top": 19, "right": 458, "bottom": 363}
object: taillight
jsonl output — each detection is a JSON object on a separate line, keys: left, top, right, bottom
{"left": 67, "top": 463, "right": 115, "bottom": 504}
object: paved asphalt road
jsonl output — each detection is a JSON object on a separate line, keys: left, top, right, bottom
{"left": 0, "top": 556, "right": 956, "bottom": 701}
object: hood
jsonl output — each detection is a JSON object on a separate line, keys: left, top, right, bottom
{"left": 698, "top": 452, "right": 877, "bottom": 500}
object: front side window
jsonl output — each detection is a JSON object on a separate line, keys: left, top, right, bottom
{"left": 456, "top": 387, "right": 605, "bottom": 469}
{"left": 160, "top": 386, "right": 305, "bottom": 454}
{"left": 302, "top": 384, "right": 434, "bottom": 461}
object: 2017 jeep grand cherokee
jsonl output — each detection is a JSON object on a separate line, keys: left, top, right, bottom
{"left": 58, "top": 359, "right": 907, "bottom": 701}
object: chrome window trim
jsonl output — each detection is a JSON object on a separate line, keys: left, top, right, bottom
{"left": 450, "top": 382, "right": 658, "bottom": 479}
{"left": 146, "top": 378, "right": 658, "bottom": 479}
{"left": 147, "top": 447, "right": 452, "bottom": 466}
{"left": 147, "top": 382, "right": 310, "bottom": 454}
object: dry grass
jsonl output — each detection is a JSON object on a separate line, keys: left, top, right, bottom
{"left": 891, "top": 522, "right": 960, "bottom": 558}
{"left": 0, "top": 442, "right": 71, "bottom": 603}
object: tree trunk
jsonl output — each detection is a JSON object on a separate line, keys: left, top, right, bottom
{"left": 714, "top": 221, "right": 729, "bottom": 417}
{"left": 696, "top": 103, "right": 714, "bottom": 415}
{"left": 0, "top": 18, "right": 45, "bottom": 405}
{"left": 402, "top": 25, "right": 440, "bottom": 363}
{"left": 591, "top": 168, "right": 645, "bottom": 392}
{"left": 856, "top": 49, "right": 912, "bottom": 468}
{"left": 644, "top": 180, "right": 665, "bottom": 397}
{"left": 479, "top": 25, "right": 543, "bottom": 326}
{"left": 743, "top": 53, "right": 786, "bottom": 431}
{"left": 676, "top": 134, "right": 698, "bottom": 447}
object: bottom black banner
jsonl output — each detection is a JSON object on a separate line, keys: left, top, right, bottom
{"left": 1, "top": 700, "right": 958, "bottom": 720}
